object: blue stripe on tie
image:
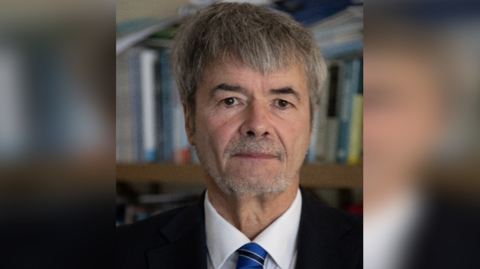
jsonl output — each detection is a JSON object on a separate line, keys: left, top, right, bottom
{"left": 236, "top": 243, "right": 268, "bottom": 269}
{"left": 238, "top": 250, "right": 264, "bottom": 265}
{"left": 239, "top": 249, "right": 265, "bottom": 262}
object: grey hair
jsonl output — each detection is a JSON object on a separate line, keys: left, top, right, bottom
{"left": 171, "top": 2, "right": 327, "bottom": 131}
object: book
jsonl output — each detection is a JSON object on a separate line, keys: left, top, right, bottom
{"left": 348, "top": 59, "right": 363, "bottom": 164}
{"left": 116, "top": 52, "right": 133, "bottom": 163}
{"left": 127, "top": 48, "right": 144, "bottom": 162}
{"left": 171, "top": 78, "right": 191, "bottom": 163}
{"left": 324, "top": 62, "right": 341, "bottom": 163}
{"left": 160, "top": 49, "right": 174, "bottom": 162}
{"left": 139, "top": 49, "right": 158, "bottom": 162}
{"left": 314, "top": 65, "right": 332, "bottom": 162}
{"left": 154, "top": 53, "right": 165, "bottom": 162}
{"left": 308, "top": 5, "right": 363, "bottom": 59}
{"left": 336, "top": 58, "right": 361, "bottom": 163}
{"left": 289, "top": 0, "right": 355, "bottom": 26}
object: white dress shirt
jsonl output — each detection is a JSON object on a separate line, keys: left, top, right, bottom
{"left": 204, "top": 189, "right": 302, "bottom": 269}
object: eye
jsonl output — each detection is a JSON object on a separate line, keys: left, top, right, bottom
{"left": 221, "top": 97, "right": 239, "bottom": 107}
{"left": 275, "top": 99, "right": 291, "bottom": 109}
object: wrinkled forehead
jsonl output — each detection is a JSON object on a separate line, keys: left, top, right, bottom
{"left": 199, "top": 53, "right": 308, "bottom": 90}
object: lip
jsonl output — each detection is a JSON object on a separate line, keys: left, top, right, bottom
{"left": 233, "top": 152, "right": 277, "bottom": 159}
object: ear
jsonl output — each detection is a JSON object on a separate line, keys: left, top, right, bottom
{"left": 183, "top": 102, "right": 195, "bottom": 146}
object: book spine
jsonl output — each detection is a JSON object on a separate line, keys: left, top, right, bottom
{"left": 315, "top": 64, "right": 332, "bottom": 162}
{"left": 336, "top": 59, "right": 359, "bottom": 163}
{"left": 140, "top": 49, "right": 158, "bottom": 162}
{"left": 324, "top": 63, "right": 341, "bottom": 163}
{"left": 116, "top": 54, "right": 127, "bottom": 163}
{"left": 160, "top": 49, "right": 173, "bottom": 162}
{"left": 128, "top": 48, "right": 144, "bottom": 162}
{"left": 155, "top": 54, "right": 164, "bottom": 162}
{"left": 171, "top": 79, "right": 183, "bottom": 163}
{"left": 116, "top": 52, "right": 133, "bottom": 163}
{"left": 348, "top": 59, "right": 363, "bottom": 165}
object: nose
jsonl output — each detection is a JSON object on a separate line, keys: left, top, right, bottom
{"left": 240, "top": 101, "right": 271, "bottom": 139}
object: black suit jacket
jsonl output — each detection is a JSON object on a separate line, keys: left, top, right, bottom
{"left": 116, "top": 186, "right": 363, "bottom": 268}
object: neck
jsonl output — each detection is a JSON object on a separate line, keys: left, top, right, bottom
{"left": 206, "top": 176, "right": 299, "bottom": 240}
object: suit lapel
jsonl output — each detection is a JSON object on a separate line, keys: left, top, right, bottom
{"left": 295, "top": 186, "right": 359, "bottom": 269}
{"left": 147, "top": 192, "right": 208, "bottom": 269}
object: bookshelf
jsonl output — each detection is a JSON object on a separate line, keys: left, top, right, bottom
{"left": 116, "top": 163, "right": 363, "bottom": 188}
{"left": 116, "top": 11, "right": 364, "bottom": 188}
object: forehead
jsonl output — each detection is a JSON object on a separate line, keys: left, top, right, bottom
{"left": 199, "top": 57, "right": 308, "bottom": 94}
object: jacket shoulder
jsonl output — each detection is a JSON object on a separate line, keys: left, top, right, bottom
{"left": 298, "top": 187, "right": 363, "bottom": 268}
{"left": 116, "top": 206, "right": 189, "bottom": 268}
{"left": 117, "top": 205, "right": 189, "bottom": 245}
{"left": 310, "top": 197, "right": 362, "bottom": 236}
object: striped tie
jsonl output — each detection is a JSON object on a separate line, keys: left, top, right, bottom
{"left": 236, "top": 243, "right": 268, "bottom": 269}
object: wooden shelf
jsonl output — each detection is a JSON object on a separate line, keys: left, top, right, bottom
{"left": 116, "top": 163, "right": 362, "bottom": 188}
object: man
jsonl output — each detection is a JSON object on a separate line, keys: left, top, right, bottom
{"left": 117, "top": 3, "right": 362, "bottom": 269}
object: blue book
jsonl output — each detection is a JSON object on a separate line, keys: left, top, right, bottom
{"left": 335, "top": 58, "right": 361, "bottom": 163}
{"left": 287, "top": 0, "right": 353, "bottom": 26}
{"left": 160, "top": 49, "right": 173, "bottom": 162}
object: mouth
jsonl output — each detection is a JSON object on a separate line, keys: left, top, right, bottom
{"left": 232, "top": 152, "right": 278, "bottom": 159}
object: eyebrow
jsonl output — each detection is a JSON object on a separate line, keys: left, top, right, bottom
{"left": 209, "top": 83, "right": 247, "bottom": 99}
{"left": 270, "top": 87, "right": 301, "bottom": 102}
{"left": 209, "top": 83, "right": 301, "bottom": 101}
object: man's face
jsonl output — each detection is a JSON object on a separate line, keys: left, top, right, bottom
{"left": 186, "top": 59, "right": 312, "bottom": 196}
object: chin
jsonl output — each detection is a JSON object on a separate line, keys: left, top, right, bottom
{"left": 226, "top": 164, "right": 279, "bottom": 182}
{"left": 217, "top": 168, "right": 293, "bottom": 197}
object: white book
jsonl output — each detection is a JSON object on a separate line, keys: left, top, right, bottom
{"left": 139, "top": 49, "right": 158, "bottom": 162}
{"left": 171, "top": 79, "right": 186, "bottom": 163}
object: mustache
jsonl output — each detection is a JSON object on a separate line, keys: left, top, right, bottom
{"left": 224, "top": 137, "right": 286, "bottom": 161}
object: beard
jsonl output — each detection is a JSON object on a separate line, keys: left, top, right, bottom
{"left": 196, "top": 136, "right": 300, "bottom": 198}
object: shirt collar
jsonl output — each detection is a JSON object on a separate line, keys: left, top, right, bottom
{"left": 204, "top": 189, "right": 302, "bottom": 269}
{"left": 204, "top": 191, "right": 250, "bottom": 269}
{"left": 254, "top": 189, "right": 302, "bottom": 269}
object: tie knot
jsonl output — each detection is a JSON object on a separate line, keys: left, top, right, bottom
{"left": 236, "top": 243, "right": 267, "bottom": 268}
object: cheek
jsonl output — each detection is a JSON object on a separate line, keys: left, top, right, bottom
{"left": 276, "top": 115, "right": 311, "bottom": 159}
{"left": 197, "top": 113, "right": 238, "bottom": 155}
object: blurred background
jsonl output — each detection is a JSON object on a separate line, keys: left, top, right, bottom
{"left": 3, "top": 0, "right": 478, "bottom": 268}
{"left": 115, "top": 0, "right": 364, "bottom": 226}
{"left": 364, "top": 1, "right": 480, "bottom": 268}
{"left": 0, "top": 1, "right": 114, "bottom": 268}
